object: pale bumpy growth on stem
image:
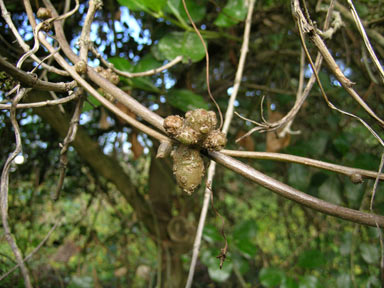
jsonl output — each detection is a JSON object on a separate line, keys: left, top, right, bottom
{"left": 163, "top": 109, "right": 227, "bottom": 194}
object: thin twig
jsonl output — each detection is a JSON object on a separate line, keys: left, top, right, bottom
{"left": 39, "top": 35, "right": 168, "bottom": 142}
{"left": 237, "top": 0, "right": 335, "bottom": 141}
{"left": 79, "top": 0, "right": 101, "bottom": 62}
{"left": 292, "top": 0, "right": 384, "bottom": 127}
{"left": 0, "top": 0, "right": 68, "bottom": 76}
{"left": 0, "top": 56, "right": 76, "bottom": 92}
{"left": 0, "top": 90, "right": 79, "bottom": 110}
{"left": 0, "top": 218, "right": 61, "bottom": 281}
{"left": 185, "top": 1, "right": 256, "bottom": 286}
{"left": 222, "top": 0, "right": 255, "bottom": 135}
{"left": 208, "top": 150, "right": 384, "bottom": 228}
{"left": 92, "top": 47, "right": 183, "bottom": 78}
{"left": 17, "top": 0, "right": 80, "bottom": 69}
{"left": 53, "top": 88, "right": 84, "bottom": 201}
{"left": 346, "top": 0, "right": 384, "bottom": 83}
{"left": 292, "top": 0, "right": 384, "bottom": 147}
{"left": 0, "top": 87, "right": 32, "bottom": 288}
{"left": 36, "top": 0, "right": 384, "bottom": 232}
{"left": 221, "top": 150, "right": 384, "bottom": 181}
{"left": 369, "top": 152, "right": 384, "bottom": 286}
{"left": 43, "top": 0, "right": 165, "bottom": 132}
{"left": 181, "top": 0, "right": 223, "bottom": 129}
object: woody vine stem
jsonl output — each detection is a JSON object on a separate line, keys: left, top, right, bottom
{"left": 1, "top": 0, "right": 384, "bottom": 287}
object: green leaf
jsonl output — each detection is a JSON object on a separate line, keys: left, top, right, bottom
{"left": 83, "top": 95, "right": 101, "bottom": 112}
{"left": 131, "top": 78, "right": 161, "bottom": 93}
{"left": 298, "top": 249, "right": 326, "bottom": 269}
{"left": 203, "top": 224, "right": 223, "bottom": 243}
{"left": 108, "top": 57, "right": 133, "bottom": 72}
{"left": 207, "top": 261, "right": 233, "bottom": 282}
{"left": 166, "top": 89, "right": 208, "bottom": 112}
{"left": 233, "top": 219, "right": 257, "bottom": 239}
{"left": 318, "top": 176, "right": 342, "bottom": 205}
{"left": 133, "top": 54, "right": 162, "bottom": 73}
{"left": 259, "top": 267, "right": 284, "bottom": 287}
{"left": 108, "top": 56, "right": 161, "bottom": 93}
{"left": 232, "top": 253, "right": 249, "bottom": 275}
{"left": 214, "top": 0, "right": 248, "bottom": 27}
{"left": 232, "top": 220, "right": 257, "bottom": 257}
{"left": 167, "top": 0, "right": 207, "bottom": 24}
{"left": 158, "top": 32, "right": 205, "bottom": 63}
{"left": 359, "top": 243, "right": 379, "bottom": 264}
{"left": 299, "top": 275, "right": 320, "bottom": 288}
{"left": 365, "top": 275, "right": 380, "bottom": 287}
{"left": 332, "top": 132, "right": 355, "bottom": 156}
{"left": 339, "top": 232, "right": 352, "bottom": 256}
{"left": 344, "top": 180, "right": 363, "bottom": 207}
{"left": 200, "top": 248, "right": 233, "bottom": 282}
{"left": 336, "top": 273, "right": 351, "bottom": 288}
{"left": 288, "top": 164, "right": 311, "bottom": 191}
{"left": 117, "top": 0, "right": 166, "bottom": 13}
{"left": 234, "top": 238, "right": 257, "bottom": 258}
{"left": 282, "top": 277, "right": 299, "bottom": 288}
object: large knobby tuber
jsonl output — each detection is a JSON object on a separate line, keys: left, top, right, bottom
{"left": 163, "top": 109, "right": 227, "bottom": 194}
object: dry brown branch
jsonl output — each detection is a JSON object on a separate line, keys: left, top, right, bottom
{"left": 185, "top": 1, "right": 255, "bottom": 286}
{"left": 92, "top": 47, "right": 183, "bottom": 78}
{"left": 0, "top": 91, "right": 79, "bottom": 110}
{"left": 221, "top": 150, "right": 384, "bottom": 181}
{"left": 346, "top": 0, "right": 384, "bottom": 83}
{"left": 39, "top": 0, "right": 384, "bottom": 230}
{"left": 54, "top": 89, "right": 85, "bottom": 201}
{"left": 0, "top": 56, "right": 76, "bottom": 92}
{"left": 0, "top": 0, "right": 69, "bottom": 76}
{"left": 292, "top": 0, "right": 384, "bottom": 127}
{"left": 208, "top": 150, "right": 384, "bottom": 227}
{"left": 0, "top": 87, "right": 32, "bottom": 288}
{"left": 292, "top": 0, "right": 384, "bottom": 147}
{"left": 79, "top": 0, "right": 102, "bottom": 62}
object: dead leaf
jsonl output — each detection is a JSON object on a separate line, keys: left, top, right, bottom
{"left": 266, "top": 111, "right": 290, "bottom": 152}
{"left": 129, "top": 131, "right": 144, "bottom": 159}
{"left": 51, "top": 241, "right": 80, "bottom": 263}
{"left": 99, "top": 107, "right": 111, "bottom": 130}
{"left": 115, "top": 101, "right": 134, "bottom": 125}
{"left": 236, "top": 130, "right": 255, "bottom": 151}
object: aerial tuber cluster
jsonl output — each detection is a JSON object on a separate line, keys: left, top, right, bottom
{"left": 163, "top": 109, "right": 227, "bottom": 194}
{"left": 164, "top": 109, "right": 226, "bottom": 151}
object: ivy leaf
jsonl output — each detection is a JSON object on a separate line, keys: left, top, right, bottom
{"left": 259, "top": 267, "right": 284, "bottom": 287}
{"left": 203, "top": 224, "right": 222, "bottom": 244}
{"left": 108, "top": 57, "right": 133, "bottom": 72}
{"left": 299, "top": 275, "right": 321, "bottom": 288}
{"left": 360, "top": 243, "right": 379, "bottom": 264}
{"left": 117, "top": 0, "right": 166, "bottom": 13}
{"left": 288, "top": 164, "right": 310, "bottom": 191}
{"left": 133, "top": 54, "right": 162, "bottom": 72}
{"left": 158, "top": 32, "right": 205, "bottom": 63}
{"left": 167, "top": 0, "right": 207, "bottom": 24}
{"left": 108, "top": 57, "right": 160, "bottom": 93}
{"left": 318, "top": 176, "right": 342, "bottom": 205}
{"left": 166, "top": 89, "right": 208, "bottom": 112}
{"left": 336, "top": 273, "right": 351, "bottom": 288}
{"left": 83, "top": 95, "right": 101, "bottom": 112}
{"left": 214, "top": 0, "right": 248, "bottom": 27}
{"left": 117, "top": 0, "right": 148, "bottom": 12}
{"left": 232, "top": 220, "right": 257, "bottom": 257}
{"left": 339, "top": 232, "right": 352, "bottom": 256}
{"left": 200, "top": 248, "right": 233, "bottom": 282}
{"left": 207, "top": 262, "right": 233, "bottom": 282}
{"left": 298, "top": 249, "right": 326, "bottom": 269}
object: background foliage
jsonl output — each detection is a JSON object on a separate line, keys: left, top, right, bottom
{"left": 1, "top": 0, "right": 384, "bottom": 287}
